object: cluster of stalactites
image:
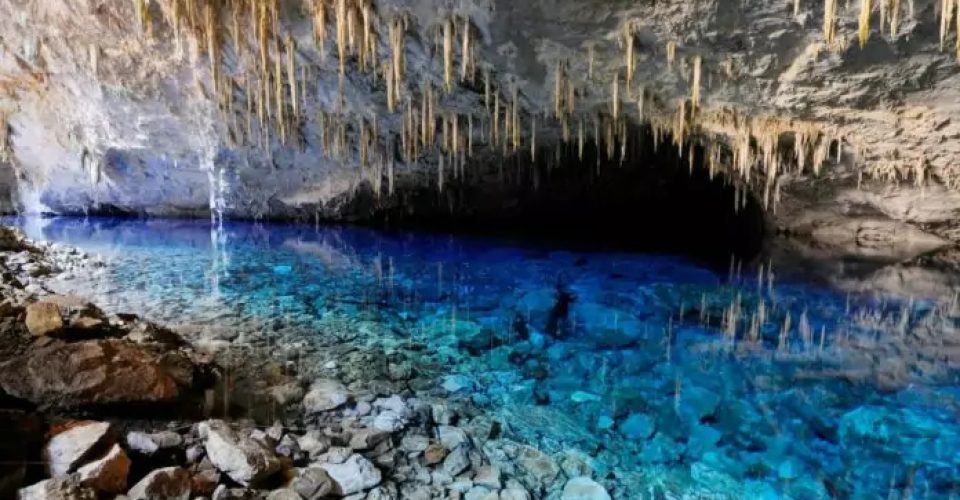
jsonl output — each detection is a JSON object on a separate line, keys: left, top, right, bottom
{"left": 941, "top": 0, "right": 960, "bottom": 59}
{"left": 820, "top": 0, "right": 904, "bottom": 50}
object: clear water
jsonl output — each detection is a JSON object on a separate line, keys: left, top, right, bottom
{"left": 9, "top": 216, "right": 960, "bottom": 499}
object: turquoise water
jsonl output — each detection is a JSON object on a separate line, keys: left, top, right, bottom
{"left": 10, "top": 216, "right": 960, "bottom": 499}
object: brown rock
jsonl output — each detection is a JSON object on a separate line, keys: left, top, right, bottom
{"left": 126, "top": 467, "right": 190, "bottom": 500}
{"left": 0, "top": 340, "right": 187, "bottom": 408}
{"left": 423, "top": 444, "right": 446, "bottom": 465}
{"left": 24, "top": 302, "right": 64, "bottom": 337}
{"left": 17, "top": 477, "right": 97, "bottom": 500}
{"left": 76, "top": 444, "right": 130, "bottom": 494}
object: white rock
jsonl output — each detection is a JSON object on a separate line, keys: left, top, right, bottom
{"left": 561, "top": 477, "right": 612, "bottom": 500}
{"left": 465, "top": 486, "right": 499, "bottom": 500}
{"left": 303, "top": 380, "right": 350, "bottom": 414}
{"left": 318, "top": 454, "right": 382, "bottom": 495}
{"left": 45, "top": 422, "right": 113, "bottom": 477}
{"left": 126, "top": 467, "right": 190, "bottom": 500}
{"left": 372, "top": 410, "right": 406, "bottom": 432}
{"left": 500, "top": 489, "right": 532, "bottom": 500}
{"left": 201, "top": 420, "right": 283, "bottom": 486}
{"left": 473, "top": 464, "right": 501, "bottom": 490}
{"left": 76, "top": 444, "right": 131, "bottom": 494}
{"left": 441, "top": 446, "right": 470, "bottom": 476}
{"left": 438, "top": 426, "right": 468, "bottom": 450}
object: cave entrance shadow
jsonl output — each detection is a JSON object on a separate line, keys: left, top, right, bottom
{"left": 366, "top": 124, "right": 765, "bottom": 269}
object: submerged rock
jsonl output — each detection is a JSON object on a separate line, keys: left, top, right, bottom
{"left": 200, "top": 420, "right": 284, "bottom": 487}
{"left": 318, "top": 454, "right": 381, "bottom": 495}
{"left": 303, "top": 380, "right": 350, "bottom": 414}
{"left": 561, "top": 477, "right": 612, "bottom": 500}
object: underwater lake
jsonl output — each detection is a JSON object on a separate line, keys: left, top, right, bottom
{"left": 9, "top": 216, "right": 960, "bottom": 499}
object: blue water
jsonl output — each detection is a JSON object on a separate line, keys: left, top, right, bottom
{"left": 9, "top": 216, "right": 960, "bottom": 499}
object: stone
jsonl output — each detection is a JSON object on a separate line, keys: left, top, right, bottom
{"left": 45, "top": 421, "right": 114, "bottom": 477}
{"left": 75, "top": 444, "right": 130, "bottom": 494}
{"left": 25, "top": 302, "right": 64, "bottom": 336}
{"left": 17, "top": 477, "right": 97, "bottom": 500}
{"left": 500, "top": 489, "right": 532, "bottom": 500}
{"left": 126, "top": 467, "right": 191, "bottom": 500}
{"left": 465, "top": 486, "right": 499, "bottom": 500}
{"left": 190, "top": 468, "right": 220, "bottom": 497}
{"left": 423, "top": 444, "right": 446, "bottom": 465}
{"left": 372, "top": 410, "right": 406, "bottom": 432}
{"left": 0, "top": 340, "right": 187, "bottom": 408}
{"left": 126, "top": 431, "right": 183, "bottom": 455}
{"left": 348, "top": 428, "right": 390, "bottom": 451}
{"left": 275, "top": 434, "right": 301, "bottom": 458}
{"left": 303, "top": 380, "right": 350, "bottom": 414}
{"left": 318, "top": 454, "right": 381, "bottom": 496}
{"left": 619, "top": 413, "right": 655, "bottom": 440}
{"left": 441, "top": 446, "right": 470, "bottom": 476}
{"left": 200, "top": 420, "right": 284, "bottom": 486}
{"left": 290, "top": 468, "right": 333, "bottom": 499}
{"left": 441, "top": 375, "right": 474, "bottom": 393}
{"left": 473, "top": 464, "right": 501, "bottom": 490}
{"left": 400, "top": 435, "right": 430, "bottom": 453}
{"left": 296, "top": 430, "right": 330, "bottom": 458}
{"left": 438, "top": 426, "right": 469, "bottom": 451}
{"left": 561, "top": 477, "right": 611, "bottom": 500}
{"left": 266, "top": 489, "right": 302, "bottom": 500}
{"left": 570, "top": 391, "right": 601, "bottom": 404}
{"left": 515, "top": 445, "right": 559, "bottom": 488}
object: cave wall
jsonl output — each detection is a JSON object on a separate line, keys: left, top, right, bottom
{"left": 1, "top": 0, "right": 960, "bottom": 263}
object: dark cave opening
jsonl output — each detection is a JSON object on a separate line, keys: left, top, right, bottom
{"left": 360, "top": 125, "right": 766, "bottom": 267}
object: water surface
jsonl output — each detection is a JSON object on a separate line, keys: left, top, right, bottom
{"left": 10, "top": 216, "right": 960, "bottom": 499}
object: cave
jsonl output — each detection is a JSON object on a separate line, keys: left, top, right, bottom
{"left": 0, "top": 1, "right": 959, "bottom": 499}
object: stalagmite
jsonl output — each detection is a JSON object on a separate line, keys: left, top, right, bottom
{"left": 859, "top": 0, "right": 872, "bottom": 47}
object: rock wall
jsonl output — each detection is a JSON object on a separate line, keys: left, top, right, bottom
{"left": 2, "top": 0, "right": 960, "bottom": 261}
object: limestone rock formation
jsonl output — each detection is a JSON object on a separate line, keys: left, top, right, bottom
{"left": 0, "top": 0, "right": 958, "bottom": 261}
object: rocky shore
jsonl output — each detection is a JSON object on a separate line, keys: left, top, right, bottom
{"left": 0, "top": 226, "right": 612, "bottom": 500}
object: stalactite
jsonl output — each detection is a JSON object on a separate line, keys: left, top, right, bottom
{"left": 461, "top": 16, "right": 471, "bottom": 82}
{"left": 666, "top": 40, "right": 677, "bottom": 70}
{"left": 890, "top": 0, "right": 901, "bottom": 38}
{"left": 623, "top": 24, "right": 636, "bottom": 90}
{"left": 361, "top": 1, "right": 372, "bottom": 72}
{"left": 637, "top": 86, "right": 645, "bottom": 123}
{"left": 286, "top": 36, "right": 298, "bottom": 118}
{"left": 511, "top": 84, "right": 520, "bottom": 152}
{"left": 578, "top": 118, "right": 585, "bottom": 162}
{"left": 588, "top": 45, "right": 595, "bottom": 79}
{"left": 484, "top": 69, "right": 491, "bottom": 113}
{"left": 444, "top": 18, "right": 454, "bottom": 93}
{"left": 275, "top": 37, "right": 286, "bottom": 144}
{"left": 795, "top": 0, "right": 801, "bottom": 16}
{"left": 390, "top": 16, "right": 406, "bottom": 94}
{"left": 824, "top": 0, "right": 841, "bottom": 44}
{"left": 133, "top": 0, "right": 151, "bottom": 36}
{"left": 941, "top": 0, "right": 954, "bottom": 50}
{"left": 203, "top": 2, "right": 220, "bottom": 98}
{"left": 336, "top": 0, "right": 348, "bottom": 76}
{"left": 859, "top": 0, "right": 872, "bottom": 48}
{"left": 531, "top": 115, "right": 537, "bottom": 162}
{"left": 611, "top": 73, "right": 620, "bottom": 122}
{"left": 314, "top": 0, "right": 328, "bottom": 60}
{"left": 691, "top": 55, "right": 702, "bottom": 111}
